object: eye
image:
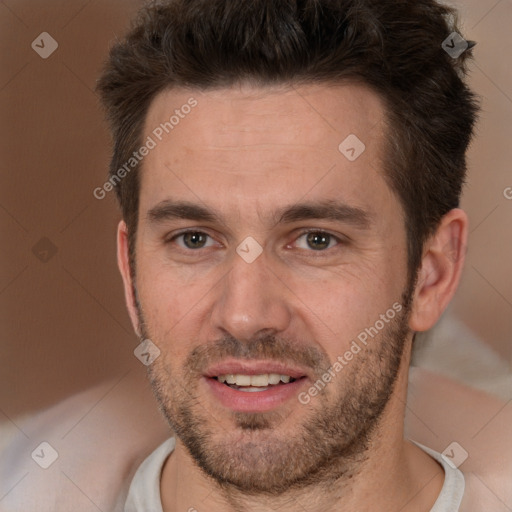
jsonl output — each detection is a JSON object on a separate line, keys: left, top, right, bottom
{"left": 294, "top": 231, "right": 341, "bottom": 251}
{"left": 170, "top": 231, "right": 216, "bottom": 250}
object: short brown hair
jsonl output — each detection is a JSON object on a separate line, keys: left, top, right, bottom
{"left": 97, "top": 0, "right": 479, "bottom": 281}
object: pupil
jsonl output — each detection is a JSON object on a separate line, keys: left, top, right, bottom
{"left": 184, "top": 232, "right": 206, "bottom": 248}
{"left": 307, "top": 232, "right": 329, "bottom": 250}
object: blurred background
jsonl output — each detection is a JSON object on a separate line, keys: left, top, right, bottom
{"left": 1, "top": 0, "right": 146, "bottom": 423}
{"left": 0, "top": 0, "right": 511, "bottom": 508}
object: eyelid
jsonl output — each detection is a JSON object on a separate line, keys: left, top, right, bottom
{"left": 291, "top": 229, "right": 346, "bottom": 250}
{"left": 164, "top": 227, "right": 347, "bottom": 252}
{"left": 165, "top": 228, "right": 219, "bottom": 248}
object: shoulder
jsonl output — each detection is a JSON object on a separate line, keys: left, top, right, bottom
{"left": 406, "top": 367, "right": 512, "bottom": 511}
{"left": 0, "top": 370, "right": 169, "bottom": 511}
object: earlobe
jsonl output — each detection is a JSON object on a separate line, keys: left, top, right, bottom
{"left": 117, "top": 220, "right": 141, "bottom": 337}
{"left": 408, "top": 208, "right": 468, "bottom": 332}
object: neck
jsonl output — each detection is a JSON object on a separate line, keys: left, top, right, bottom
{"left": 160, "top": 344, "right": 443, "bottom": 511}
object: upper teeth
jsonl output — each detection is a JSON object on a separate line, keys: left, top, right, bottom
{"left": 217, "top": 374, "right": 292, "bottom": 386}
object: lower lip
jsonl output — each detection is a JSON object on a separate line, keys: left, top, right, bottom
{"left": 203, "top": 377, "right": 307, "bottom": 412}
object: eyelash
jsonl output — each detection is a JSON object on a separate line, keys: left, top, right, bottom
{"left": 166, "top": 229, "right": 344, "bottom": 252}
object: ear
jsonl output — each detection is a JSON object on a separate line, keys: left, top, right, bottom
{"left": 117, "top": 220, "right": 141, "bottom": 337}
{"left": 409, "top": 208, "right": 468, "bottom": 332}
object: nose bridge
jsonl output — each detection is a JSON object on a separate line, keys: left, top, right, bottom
{"left": 211, "top": 247, "right": 291, "bottom": 339}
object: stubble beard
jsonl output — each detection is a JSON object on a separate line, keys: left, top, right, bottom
{"left": 139, "top": 290, "right": 412, "bottom": 496}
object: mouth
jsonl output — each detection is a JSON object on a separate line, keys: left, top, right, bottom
{"left": 203, "top": 361, "right": 310, "bottom": 412}
{"left": 214, "top": 373, "right": 299, "bottom": 392}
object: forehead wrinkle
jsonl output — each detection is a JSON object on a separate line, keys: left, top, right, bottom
{"left": 200, "top": 142, "right": 322, "bottom": 151}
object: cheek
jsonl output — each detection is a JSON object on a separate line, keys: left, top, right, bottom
{"left": 294, "top": 279, "right": 385, "bottom": 351}
{"left": 135, "top": 259, "right": 209, "bottom": 349}
{"left": 289, "top": 261, "right": 405, "bottom": 352}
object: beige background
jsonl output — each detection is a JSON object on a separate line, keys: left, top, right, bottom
{"left": 1, "top": 0, "right": 511, "bottom": 438}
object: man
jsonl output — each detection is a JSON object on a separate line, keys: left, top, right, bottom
{"left": 97, "top": 0, "right": 484, "bottom": 510}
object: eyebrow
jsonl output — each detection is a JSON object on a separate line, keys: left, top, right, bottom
{"left": 147, "top": 200, "right": 219, "bottom": 223}
{"left": 273, "top": 200, "right": 372, "bottom": 229}
{"left": 146, "top": 199, "right": 372, "bottom": 230}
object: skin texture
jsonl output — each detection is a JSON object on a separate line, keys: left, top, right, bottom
{"left": 117, "top": 83, "right": 468, "bottom": 511}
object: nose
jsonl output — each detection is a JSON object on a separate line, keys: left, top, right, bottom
{"left": 210, "top": 246, "right": 292, "bottom": 342}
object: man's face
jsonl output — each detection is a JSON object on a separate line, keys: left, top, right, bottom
{"left": 130, "top": 83, "right": 413, "bottom": 493}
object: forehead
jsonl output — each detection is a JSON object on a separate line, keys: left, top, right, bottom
{"left": 144, "top": 82, "right": 385, "bottom": 150}
{"left": 139, "top": 82, "right": 394, "bottom": 221}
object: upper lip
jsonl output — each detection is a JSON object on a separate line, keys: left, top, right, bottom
{"left": 203, "top": 359, "right": 310, "bottom": 380}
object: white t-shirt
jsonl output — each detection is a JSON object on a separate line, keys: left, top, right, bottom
{"left": 124, "top": 438, "right": 465, "bottom": 512}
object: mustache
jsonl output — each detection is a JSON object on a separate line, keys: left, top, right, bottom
{"left": 185, "top": 332, "right": 330, "bottom": 377}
